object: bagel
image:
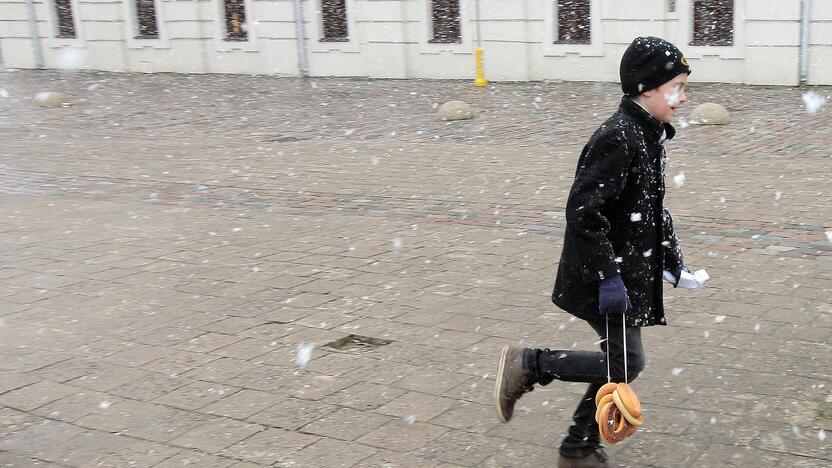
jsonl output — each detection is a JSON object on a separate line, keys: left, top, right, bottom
{"left": 594, "top": 393, "right": 615, "bottom": 423}
{"left": 614, "top": 383, "right": 643, "bottom": 419}
{"left": 595, "top": 382, "right": 618, "bottom": 406}
{"left": 612, "top": 389, "right": 644, "bottom": 427}
{"left": 599, "top": 405, "right": 626, "bottom": 443}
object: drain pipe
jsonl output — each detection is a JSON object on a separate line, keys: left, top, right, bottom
{"left": 799, "top": 0, "right": 811, "bottom": 83}
{"left": 292, "top": 0, "right": 309, "bottom": 77}
{"left": 24, "top": 0, "right": 44, "bottom": 68}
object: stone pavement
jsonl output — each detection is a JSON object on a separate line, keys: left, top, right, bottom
{"left": 0, "top": 70, "right": 830, "bottom": 467}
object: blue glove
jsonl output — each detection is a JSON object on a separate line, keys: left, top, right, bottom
{"left": 599, "top": 274, "right": 631, "bottom": 316}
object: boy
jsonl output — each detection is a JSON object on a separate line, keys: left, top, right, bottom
{"left": 494, "top": 37, "right": 695, "bottom": 468}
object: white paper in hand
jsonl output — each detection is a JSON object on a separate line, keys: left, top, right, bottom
{"left": 677, "top": 269, "right": 709, "bottom": 289}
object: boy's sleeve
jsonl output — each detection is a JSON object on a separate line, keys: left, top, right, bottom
{"left": 661, "top": 208, "right": 685, "bottom": 273}
{"left": 565, "top": 134, "right": 633, "bottom": 284}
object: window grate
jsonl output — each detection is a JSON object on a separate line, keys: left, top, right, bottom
{"left": 135, "top": 0, "right": 159, "bottom": 39}
{"left": 556, "top": 0, "right": 591, "bottom": 44}
{"left": 54, "top": 0, "right": 76, "bottom": 38}
{"left": 224, "top": 0, "right": 248, "bottom": 41}
{"left": 430, "top": 0, "right": 461, "bottom": 44}
{"left": 321, "top": 0, "right": 348, "bottom": 41}
{"left": 692, "top": 0, "right": 734, "bottom": 46}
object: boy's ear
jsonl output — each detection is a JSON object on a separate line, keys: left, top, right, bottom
{"left": 640, "top": 88, "right": 658, "bottom": 99}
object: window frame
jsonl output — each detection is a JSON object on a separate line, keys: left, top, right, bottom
{"left": 44, "top": 0, "right": 84, "bottom": 48}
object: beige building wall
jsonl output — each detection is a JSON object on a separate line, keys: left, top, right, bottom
{"left": 0, "top": 0, "right": 828, "bottom": 85}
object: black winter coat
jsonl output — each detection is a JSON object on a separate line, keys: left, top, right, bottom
{"left": 552, "top": 97, "right": 685, "bottom": 327}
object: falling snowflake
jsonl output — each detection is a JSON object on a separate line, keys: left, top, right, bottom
{"left": 295, "top": 343, "right": 313, "bottom": 367}
{"left": 714, "top": 315, "right": 725, "bottom": 323}
{"left": 802, "top": 91, "right": 826, "bottom": 114}
{"left": 672, "top": 368, "right": 684, "bottom": 376}
{"left": 673, "top": 172, "right": 685, "bottom": 187}
{"left": 820, "top": 429, "right": 827, "bottom": 442}
{"left": 98, "top": 401, "right": 111, "bottom": 410}
{"left": 642, "top": 249, "right": 652, "bottom": 258}
{"left": 630, "top": 213, "right": 642, "bottom": 222}
{"left": 0, "top": 89, "right": 8, "bottom": 98}
{"left": 825, "top": 231, "right": 832, "bottom": 244}
{"left": 392, "top": 238, "right": 402, "bottom": 250}
{"left": 404, "top": 415, "right": 416, "bottom": 425}
{"left": 774, "top": 191, "right": 783, "bottom": 201}
{"left": 709, "top": 417, "right": 716, "bottom": 424}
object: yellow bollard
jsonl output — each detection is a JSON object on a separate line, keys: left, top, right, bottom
{"left": 474, "top": 47, "right": 488, "bottom": 87}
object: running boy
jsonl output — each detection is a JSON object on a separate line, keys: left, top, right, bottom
{"left": 494, "top": 37, "right": 695, "bottom": 468}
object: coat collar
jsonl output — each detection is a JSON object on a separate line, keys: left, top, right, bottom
{"left": 619, "top": 97, "right": 676, "bottom": 142}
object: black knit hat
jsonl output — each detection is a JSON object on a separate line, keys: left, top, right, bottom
{"left": 620, "top": 36, "right": 691, "bottom": 96}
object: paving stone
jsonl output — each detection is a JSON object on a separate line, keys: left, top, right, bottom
{"left": 428, "top": 400, "right": 501, "bottom": 434}
{"left": 210, "top": 337, "right": 274, "bottom": 360}
{"left": 32, "top": 390, "right": 122, "bottom": 423}
{"left": 357, "top": 419, "right": 449, "bottom": 452}
{"left": 412, "top": 429, "right": 502, "bottom": 466}
{"left": 66, "top": 365, "right": 150, "bottom": 392}
{"left": 171, "top": 417, "right": 264, "bottom": 453}
{"left": 300, "top": 407, "right": 394, "bottom": 441}
{"left": 248, "top": 397, "right": 339, "bottom": 430}
{"left": 219, "top": 428, "right": 319, "bottom": 464}
{"left": 281, "top": 438, "right": 377, "bottom": 467}
{"left": 375, "top": 391, "right": 456, "bottom": 421}
{"left": 322, "top": 381, "right": 408, "bottom": 411}
{"left": 76, "top": 400, "right": 210, "bottom": 443}
{"left": 109, "top": 372, "right": 192, "bottom": 401}
{"left": 181, "top": 357, "right": 257, "bottom": 383}
{"left": 0, "top": 381, "right": 77, "bottom": 412}
{"left": 0, "top": 408, "right": 41, "bottom": 439}
{"left": 154, "top": 451, "right": 237, "bottom": 468}
{"left": 202, "top": 389, "right": 285, "bottom": 420}
{"left": 153, "top": 381, "right": 241, "bottom": 411}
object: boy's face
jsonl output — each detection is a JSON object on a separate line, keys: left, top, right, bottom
{"left": 639, "top": 73, "right": 688, "bottom": 123}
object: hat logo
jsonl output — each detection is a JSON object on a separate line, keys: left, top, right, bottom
{"left": 680, "top": 55, "right": 689, "bottom": 66}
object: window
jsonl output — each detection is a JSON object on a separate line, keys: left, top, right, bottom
{"left": 54, "top": 0, "right": 76, "bottom": 38}
{"left": 555, "top": 0, "right": 590, "bottom": 44}
{"left": 320, "top": 0, "right": 348, "bottom": 41}
{"left": 430, "top": 0, "right": 461, "bottom": 44}
{"left": 692, "top": 0, "right": 733, "bottom": 46}
{"left": 224, "top": 0, "right": 248, "bottom": 41}
{"left": 135, "top": 0, "right": 159, "bottom": 39}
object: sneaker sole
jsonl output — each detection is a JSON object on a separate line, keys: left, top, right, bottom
{"left": 493, "top": 344, "right": 510, "bottom": 423}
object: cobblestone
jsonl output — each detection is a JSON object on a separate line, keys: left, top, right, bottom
{"left": 0, "top": 70, "right": 830, "bottom": 466}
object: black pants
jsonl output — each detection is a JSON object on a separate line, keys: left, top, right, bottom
{"left": 524, "top": 317, "right": 646, "bottom": 458}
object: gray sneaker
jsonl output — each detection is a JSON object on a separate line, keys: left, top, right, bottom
{"left": 493, "top": 345, "right": 534, "bottom": 423}
{"left": 557, "top": 449, "right": 610, "bottom": 468}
